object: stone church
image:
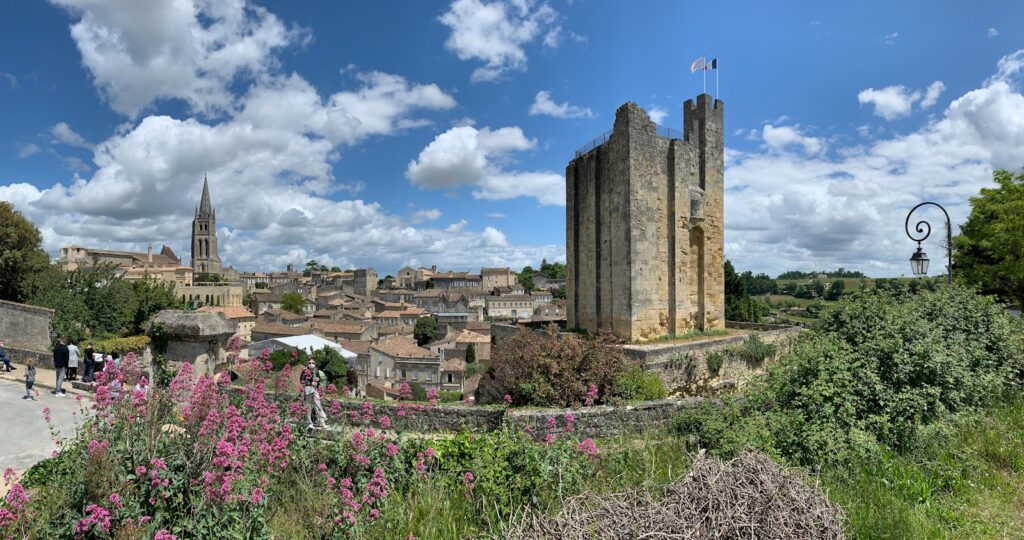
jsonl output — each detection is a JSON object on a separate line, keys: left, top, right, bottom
{"left": 565, "top": 94, "right": 725, "bottom": 341}
{"left": 191, "top": 175, "right": 222, "bottom": 274}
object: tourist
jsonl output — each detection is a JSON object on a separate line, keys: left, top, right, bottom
{"left": 300, "top": 359, "right": 328, "bottom": 429}
{"left": 23, "top": 359, "right": 37, "bottom": 400}
{"left": 53, "top": 337, "right": 69, "bottom": 396}
{"left": 0, "top": 339, "right": 13, "bottom": 372}
{"left": 83, "top": 342, "right": 96, "bottom": 382}
{"left": 112, "top": 351, "right": 121, "bottom": 368}
{"left": 67, "top": 340, "right": 80, "bottom": 381}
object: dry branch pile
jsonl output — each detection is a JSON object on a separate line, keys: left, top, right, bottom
{"left": 507, "top": 451, "right": 845, "bottom": 540}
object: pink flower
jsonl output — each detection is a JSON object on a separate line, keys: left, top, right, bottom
{"left": 546, "top": 417, "right": 557, "bottom": 429}
{"left": 368, "top": 508, "right": 381, "bottom": 521}
{"left": 503, "top": 394, "right": 512, "bottom": 405}
{"left": 385, "top": 443, "right": 399, "bottom": 457}
{"left": 577, "top": 438, "right": 600, "bottom": 457}
{"left": 584, "top": 383, "right": 598, "bottom": 406}
{"left": 108, "top": 492, "right": 122, "bottom": 508}
{"left": 154, "top": 530, "right": 177, "bottom": 540}
{"left": 543, "top": 433, "right": 555, "bottom": 445}
{"left": 250, "top": 487, "right": 265, "bottom": 503}
{"left": 378, "top": 415, "right": 392, "bottom": 428}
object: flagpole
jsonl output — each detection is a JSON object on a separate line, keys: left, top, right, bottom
{"left": 716, "top": 58, "right": 719, "bottom": 101}
{"left": 702, "top": 55, "right": 706, "bottom": 95}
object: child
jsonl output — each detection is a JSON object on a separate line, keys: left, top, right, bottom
{"left": 23, "top": 359, "right": 37, "bottom": 400}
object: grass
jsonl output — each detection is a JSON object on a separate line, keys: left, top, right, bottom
{"left": 821, "top": 398, "right": 1024, "bottom": 539}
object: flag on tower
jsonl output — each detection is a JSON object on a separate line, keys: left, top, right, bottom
{"left": 708, "top": 57, "right": 718, "bottom": 70}
{"left": 690, "top": 56, "right": 705, "bottom": 74}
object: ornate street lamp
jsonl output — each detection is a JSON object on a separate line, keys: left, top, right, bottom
{"left": 905, "top": 202, "right": 952, "bottom": 284}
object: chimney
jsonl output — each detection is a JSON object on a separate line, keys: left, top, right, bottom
{"left": 147, "top": 244, "right": 153, "bottom": 264}
{"left": 431, "top": 265, "right": 437, "bottom": 273}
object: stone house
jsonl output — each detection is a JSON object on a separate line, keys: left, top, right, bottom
{"left": 430, "top": 272, "right": 482, "bottom": 290}
{"left": 427, "top": 328, "right": 491, "bottom": 362}
{"left": 258, "top": 308, "right": 306, "bottom": 327}
{"left": 197, "top": 306, "right": 257, "bottom": 342}
{"left": 534, "top": 300, "right": 566, "bottom": 318}
{"left": 396, "top": 266, "right": 436, "bottom": 289}
{"left": 440, "top": 356, "right": 465, "bottom": 393}
{"left": 480, "top": 267, "right": 516, "bottom": 290}
{"left": 486, "top": 294, "right": 535, "bottom": 320}
{"left": 251, "top": 293, "right": 283, "bottom": 315}
{"left": 530, "top": 290, "right": 553, "bottom": 304}
{"left": 368, "top": 335, "right": 441, "bottom": 390}
{"left": 493, "top": 284, "right": 527, "bottom": 296}
{"left": 305, "top": 320, "right": 377, "bottom": 342}
{"left": 375, "top": 290, "right": 416, "bottom": 304}
{"left": 337, "top": 339, "right": 372, "bottom": 388}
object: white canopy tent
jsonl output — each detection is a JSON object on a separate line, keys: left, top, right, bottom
{"left": 247, "top": 334, "right": 357, "bottom": 359}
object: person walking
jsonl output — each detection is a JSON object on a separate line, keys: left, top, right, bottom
{"left": 0, "top": 339, "right": 13, "bottom": 372}
{"left": 300, "top": 359, "right": 328, "bottom": 429}
{"left": 67, "top": 340, "right": 80, "bottom": 381}
{"left": 83, "top": 341, "right": 95, "bottom": 382}
{"left": 52, "top": 337, "right": 69, "bottom": 396}
{"left": 23, "top": 359, "right": 37, "bottom": 400}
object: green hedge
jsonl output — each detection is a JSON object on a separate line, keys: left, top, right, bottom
{"left": 612, "top": 366, "right": 667, "bottom": 402}
{"left": 91, "top": 335, "right": 151, "bottom": 354}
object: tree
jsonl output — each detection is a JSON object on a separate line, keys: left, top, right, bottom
{"left": 254, "top": 282, "right": 268, "bottom": 290}
{"left": 954, "top": 168, "right": 1024, "bottom": 308}
{"left": 414, "top": 317, "right": 439, "bottom": 346}
{"left": 465, "top": 343, "right": 476, "bottom": 364}
{"left": 824, "top": 280, "right": 846, "bottom": 301}
{"left": 517, "top": 266, "right": 535, "bottom": 291}
{"left": 329, "top": 266, "right": 342, "bottom": 273}
{"left": 539, "top": 260, "right": 567, "bottom": 280}
{"left": 312, "top": 346, "right": 350, "bottom": 384}
{"left": 553, "top": 285, "right": 567, "bottom": 300}
{"left": 724, "top": 260, "right": 762, "bottom": 322}
{"left": 281, "top": 292, "right": 306, "bottom": 315}
{"left": 130, "top": 276, "right": 183, "bottom": 334}
{"left": 0, "top": 202, "right": 50, "bottom": 302}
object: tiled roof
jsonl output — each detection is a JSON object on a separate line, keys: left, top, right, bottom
{"left": 481, "top": 267, "right": 512, "bottom": 275}
{"left": 306, "top": 321, "right": 370, "bottom": 334}
{"left": 486, "top": 294, "right": 533, "bottom": 302}
{"left": 440, "top": 357, "right": 465, "bottom": 372}
{"left": 252, "top": 323, "right": 307, "bottom": 336}
{"left": 372, "top": 335, "right": 435, "bottom": 359}
{"left": 336, "top": 339, "right": 372, "bottom": 354}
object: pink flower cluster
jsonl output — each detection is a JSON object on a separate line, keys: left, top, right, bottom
{"left": 74, "top": 504, "right": 112, "bottom": 535}
{"left": 577, "top": 438, "right": 600, "bottom": 458}
{"left": 584, "top": 383, "right": 599, "bottom": 406}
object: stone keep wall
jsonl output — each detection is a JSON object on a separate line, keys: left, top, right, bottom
{"left": 567, "top": 95, "right": 725, "bottom": 341}
{"left": 0, "top": 299, "right": 54, "bottom": 352}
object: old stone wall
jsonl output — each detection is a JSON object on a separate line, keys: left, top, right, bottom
{"left": 0, "top": 300, "right": 53, "bottom": 352}
{"left": 5, "top": 347, "right": 54, "bottom": 369}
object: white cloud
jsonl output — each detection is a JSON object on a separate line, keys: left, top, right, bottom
{"left": 647, "top": 106, "right": 668, "bottom": 125}
{"left": 405, "top": 125, "right": 564, "bottom": 205}
{"left": 487, "top": 212, "right": 506, "bottom": 219}
{"left": 439, "top": 0, "right": 559, "bottom": 82}
{"left": 7, "top": 0, "right": 564, "bottom": 274}
{"left": 762, "top": 125, "right": 825, "bottom": 155}
{"left": 51, "top": 122, "right": 92, "bottom": 149}
{"left": 411, "top": 208, "right": 442, "bottom": 224}
{"left": 919, "top": 81, "right": 946, "bottom": 109}
{"left": 725, "top": 50, "right": 1024, "bottom": 277}
{"left": 882, "top": 31, "right": 899, "bottom": 45}
{"left": 0, "top": 72, "right": 16, "bottom": 87}
{"left": 988, "top": 27, "right": 999, "bottom": 38}
{"left": 51, "top": 0, "right": 299, "bottom": 117}
{"left": 17, "top": 144, "right": 41, "bottom": 158}
{"left": 857, "top": 81, "right": 945, "bottom": 119}
{"left": 528, "top": 90, "right": 594, "bottom": 119}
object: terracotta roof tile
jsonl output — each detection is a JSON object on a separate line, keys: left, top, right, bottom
{"left": 371, "top": 335, "right": 435, "bottom": 359}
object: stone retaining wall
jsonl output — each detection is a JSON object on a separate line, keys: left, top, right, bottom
{"left": 507, "top": 398, "right": 707, "bottom": 438}
{"left": 0, "top": 299, "right": 54, "bottom": 351}
{"left": 5, "top": 346, "right": 53, "bottom": 369}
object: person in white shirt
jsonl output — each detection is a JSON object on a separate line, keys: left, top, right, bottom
{"left": 67, "top": 341, "right": 81, "bottom": 381}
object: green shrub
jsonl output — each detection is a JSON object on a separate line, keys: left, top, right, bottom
{"left": 91, "top": 335, "right": 151, "bottom": 354}
{"left": 268, "top": 348, "right": 308, "bottom": 371}
{"left": 409, "top": 382, "right": 428, "bottom": 402}
{"left": 312, "top": 345, "right": 350, "bottom": 384}
{"left": 705, "top": 351, "right": 724, "bottom": 377}
{"left": 438, "top": 390, "right": 462, "bottom": 403}
{"left": 612, "top": 366, "right": 667, "bottom": 401}
{"left": 735, "top": 334, "right": 776, "bottom": 366}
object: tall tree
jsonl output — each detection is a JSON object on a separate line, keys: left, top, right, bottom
{"left": 517, "top": 266, "right": 535, "bottom": 291}
{"left": 281, "top": 292, "right": 307, "bottom": 315}
{"left": 725, "top": 260, "right": 763, "bottom": 322}
{"left": 414, "top": 317, "right": 439, "bottom": 346}
{"left": 0, "top": 202, "right": 50, "bottom": 302}
{"left": 954, "top": 168, "right": 1024, "bottom": 308}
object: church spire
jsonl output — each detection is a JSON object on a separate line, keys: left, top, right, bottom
{"left": 198, "top": 174, "right": 213, "bottom": 217}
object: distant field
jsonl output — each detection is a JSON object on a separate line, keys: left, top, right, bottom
{"left": 760, "top": 294, "right": 829, "bottom": 306}
{"left": 774, "top": 277, "right": 921, "bottom": 289}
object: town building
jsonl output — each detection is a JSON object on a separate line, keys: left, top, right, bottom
{"left": 368, "top": 335, "right": 441, "bottom": 390}
{"left": 485, "top": 294, "right": 535, "bottom": 320}
{"left": 196, "top": 306, "right": 257, "bottom": 342}
{"left": 566, "top": 96, "right": 726, "bottom": 340}
{"left": 191, "top": 176, "right": 222, "bottom": 275}
{"left": 480, "top": 267, "right": 517, "bottom": 290}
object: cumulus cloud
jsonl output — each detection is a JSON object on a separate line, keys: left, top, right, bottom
{"left": 725, "top": 50, "right": 1024, "bottom": 277}
{"left": 988, "top": 27, "right": 999, "bottom": 38}
{"left": 857, "top": 81, "right": 945, "bottom": 119}
{"left": 406, "top": 125, "right": 564, "bottom": 205}
{"left": 51, "top": 0, "right": 299, "bottom": 117}
{"left": 439, "top": 0, "right": 559, "bottom": 82}
{"left": 528, "top": 90, "right": 594, "bottom": 119}
{"left": 761, "top": 125, "right": 825, "bottom": 154}
{"left": 647, "top": 106, "right": 668, "bottom": 125}
{"left": 410, "top": 208, "right": 442, "bottom": 224}
{"left": 51, "top": 122, "right": 92, "bottom": 149}
{"left": 17, "top": 143, "right": 41, "bottom": 158}
{"left": 7, "top": 0, "right": 564, "bottom": 273}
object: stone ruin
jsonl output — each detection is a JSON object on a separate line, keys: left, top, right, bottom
{"left": 149, "top": 310, "right": 237, "bottom": 377}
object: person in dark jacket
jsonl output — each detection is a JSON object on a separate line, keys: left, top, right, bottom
{"left": 52, "top": 337, "right": 69, "bottom": 396}
{"left": 83, "top": 342, "right": 95, "bottom": 382}
{"left": 0, "top": 339, "right": 13, "bottom": 372}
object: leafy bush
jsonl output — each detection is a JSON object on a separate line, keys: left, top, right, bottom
{"left": 409, "top": 382, "right": 428, "bottom": 402}
{"left": 476, "top": 328, "right": 628, "bottom": 407}
{"left": 705, "top": 351, "right": 724, "bottom": 377}
{"left": 312, "top": 345, "right": 349, "bottom": 384}
{"left": 437, "top": 390, "right": 462, "bottom": 403}
{"left": 612, "top": 366, "right": 667, "bottom": 402}
{"left": 268, "top": 348, "right": 308, "bottom": 371}
{"left": 735, "top": 335, "right": 777, "bottom": 367}
{"left": 92, "top": 335, "right": 151, "bottom": 354}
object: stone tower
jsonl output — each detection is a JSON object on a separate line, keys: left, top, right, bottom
{"left": 191, "top": 175, "right": 222, "bottom": 275}
{"left": 565, "top": 94, "right": 725, "bottom": 341}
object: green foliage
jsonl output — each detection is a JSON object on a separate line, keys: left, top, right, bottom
{"left": 414, "top": 317, "right": 439, "bottom": 346}
{"left": 195, "top": 272, "right": 223, "bottom": 283}
{"left": 735, "top": 335, "right": 777, "bottom": 367}
{"left": 478, "top": 328, "right": 628, "bottom": 407}
{"left": 254, "top": 282, "right": 268, "bottom": 289}
{"left": 311, "top": 345, "right": 349, "bottom": 384}
{"left": 464, "top": 343, "right": 476, "bottom": 364}
{"left": 611, "top": 366, "right": 667, "bottom": 401}
{"left": 777, "top": 268, "right": 866, "bottom": 280}
{"left": 268, "top": 348, "right": 308, "bottom": 371}
{"left": 824, "top": 279, "right": 845, "bottom": 300}
{"left": 92, "top": 335, "right": 151, "bottom": 354}
{"left": 437, "top": 390, "right": 462, "bottom": 403}
{"left": 517, "top": 266, "right": 535, "bottom": 291}
{"left": 409, "top": 382, "right": 428, "bottom": 402}
{"left": 281, "top": 292, "right": 306, "bottom": 314}
{"left": 0, "top": 201, "right": 50, "bottom": 302}
{"left": 646, "top": 328, "right": 730, "bottom": 342}
{"left": 330, "top": 266, "right": 342, "bottom": 273}
{"left": 553, "top": 284, "right": 566, "bottom": 299}
{"left": 538, "top": 259, "right": 566, "bottom": 280}
{"left": 739, "top": 270, "right": 778, "bottom": 295}
{"left": 725, "top": 260, "right": 764, "bottom": 322}
{"left": 953, "top": 168, "right": 1024, "bottom": 308}
{"left": 705, "top": 351, "right": 724, "bottom": 376}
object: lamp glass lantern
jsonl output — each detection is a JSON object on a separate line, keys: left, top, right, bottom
{"left": 909, "top": 246, "right": 929, "bottom": 277}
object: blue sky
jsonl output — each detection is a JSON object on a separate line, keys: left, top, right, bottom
{"left": 1, "top": 0, "right": 1023, "bottom": 277}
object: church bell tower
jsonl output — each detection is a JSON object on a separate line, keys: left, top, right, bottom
{"left": 191, "top": 175, "right": 222, "bottom": 275}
